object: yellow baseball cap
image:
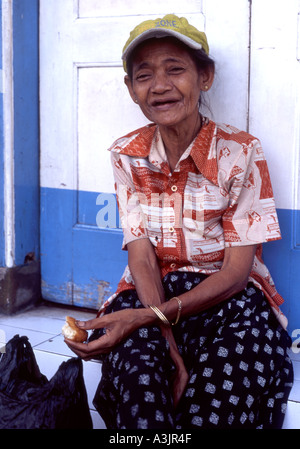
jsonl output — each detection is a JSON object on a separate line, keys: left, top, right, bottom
{"left": 122, "top": 14, "right": 209, "bottom": 72}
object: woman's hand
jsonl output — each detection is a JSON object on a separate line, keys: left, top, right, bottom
{"left": 161, "top": 326, "right": 189, "bottom": 408}
{"left": 171, "top": 356, "right": 189, "bottom": 409}
{"left": 64, "top": 308, "right": 149, "bottom": 360}
{"left": 64, "top": 306, "right": 189, "bottom": 407}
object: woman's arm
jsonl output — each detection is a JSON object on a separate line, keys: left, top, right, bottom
{"left": 65, "top": 244, "right": 256, "bottom": 357}
{"left": 159, "top": 244, "right": 257, "bottom": 322}
{"left": 127, "top": 238, "right": 166, "bottom": 307}
{"left": 65, "top": 237, "right": 189, "bottom": 405}
{"left": 64, "top": 238, "right": 169, "bottom": 359}
{"left": 127, "top": 238, "right": 190, "bottom": 406}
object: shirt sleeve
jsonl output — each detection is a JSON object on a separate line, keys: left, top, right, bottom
{"left": 222, "top": 139, "right": 281, "bottom": 246}
{"left": 111, "top": 152, "right": 148, "bottom": 249}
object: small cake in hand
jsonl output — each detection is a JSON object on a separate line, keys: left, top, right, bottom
{"left": 62, "top": 316, "right": 88, "bottom": 342}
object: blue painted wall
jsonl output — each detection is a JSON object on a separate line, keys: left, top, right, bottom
{"left": 12, "top": 0, "right": 40, "bottom": 266}
{"left": 40, "top": 187, "right": 127, "bottom": 309}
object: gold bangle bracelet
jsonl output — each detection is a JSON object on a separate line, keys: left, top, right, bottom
{"left": 148, "top": 305, "right": 170, "bottom": 327}
{"left": 170, "top": 297, "right": 182, "bottom": 326}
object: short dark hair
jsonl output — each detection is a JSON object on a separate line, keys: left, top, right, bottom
{"left": 190, "top": 48, "right": 215, "bottom": 77}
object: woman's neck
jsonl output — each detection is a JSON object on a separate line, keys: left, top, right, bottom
{"left": 159, "top": 113, "right": 202, "bottom": 172}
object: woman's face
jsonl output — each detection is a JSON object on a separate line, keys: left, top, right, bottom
{"left": 125, "top": 38, "right": 213, "bottom": 129}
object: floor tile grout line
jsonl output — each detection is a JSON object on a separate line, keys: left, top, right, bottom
{"left": 32, "top": 339, "right": 102, "bottom": 365}
{"left": 33, "top": 347, "right": 72, "bottom": 358}
{"left": 0, "top": 323, "right": 63, "bottom": 336}
{"left": 288, "top": 399, "right": 300, "bottom": 404}
{"left": 31, "top": 332, "right": 63, "bottom": 348}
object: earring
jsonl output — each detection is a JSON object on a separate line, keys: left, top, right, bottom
{"left": 204, "top": 85, "right": 209, "bottom": 90}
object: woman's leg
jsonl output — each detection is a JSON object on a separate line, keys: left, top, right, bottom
{"left": 162, "top": 272, "right": 293, "bottom": 429}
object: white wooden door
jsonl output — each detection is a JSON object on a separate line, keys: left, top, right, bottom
{"left": 40, "top": 0, "right": 250, "bottom": 309}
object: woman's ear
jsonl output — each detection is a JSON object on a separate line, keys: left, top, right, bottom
{"left": 124, "top": 75, "right": 138, "bottom": 104}
{"left": 199, "top": 66, "right": 215, "bottom": 91}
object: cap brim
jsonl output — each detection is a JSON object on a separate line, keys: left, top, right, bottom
{"left": 122, "top": 28, "right": 204, "bottom": 62}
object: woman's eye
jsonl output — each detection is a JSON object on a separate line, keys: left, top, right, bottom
{"left": 169, "top": 67, "right": 184, "bottom": 74}
{"left": 136, "top": 73, "right": 151, "bottom": 81}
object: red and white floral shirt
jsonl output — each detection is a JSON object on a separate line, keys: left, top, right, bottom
{"left": 99, "top": 119, "right": 287, "bottom": 328}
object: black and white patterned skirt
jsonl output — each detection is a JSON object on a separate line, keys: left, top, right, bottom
{"left": 89, "top": 272, "right": 293, "bottom": 429}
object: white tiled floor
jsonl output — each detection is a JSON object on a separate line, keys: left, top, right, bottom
{"left": 0, "top": 302, "right": 106, "bottom": 429}
{"left": 0, "top": 301, "right": 299, "bottom": 429}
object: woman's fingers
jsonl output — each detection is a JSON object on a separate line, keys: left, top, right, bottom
{"left": 172, "top": 367, "right": 189, "bottom": 408}
{"left": 64, "top": 308, "right": 151, "bottom": 360}
{"left": 64, "top": 332, "right": 112, "bottom": 359}
{"left": 74, "top": 316, "right": 106, "bottom": 330}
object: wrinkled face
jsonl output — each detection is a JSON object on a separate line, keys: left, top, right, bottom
{"left": 125, "top": 38, "right": 209, "bottom": 129}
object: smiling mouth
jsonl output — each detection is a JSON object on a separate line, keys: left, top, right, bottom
{"left": 151, "top": 99, "right": 179, "bottom": 109}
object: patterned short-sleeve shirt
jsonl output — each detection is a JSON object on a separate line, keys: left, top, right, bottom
{"left": 100, "top": 119, "right": 287, "bottom": 327}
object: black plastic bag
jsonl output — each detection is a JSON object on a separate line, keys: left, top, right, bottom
{"left": 0, "top": 335, "right": 93, "bottom": 429}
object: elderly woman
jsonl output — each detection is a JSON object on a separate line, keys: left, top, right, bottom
{"left": 65, "top": 15, "right": 293, "bottom": 429}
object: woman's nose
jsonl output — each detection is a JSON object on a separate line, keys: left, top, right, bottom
{"left": 150, "top": 71, "right": 172, "bottom": 93}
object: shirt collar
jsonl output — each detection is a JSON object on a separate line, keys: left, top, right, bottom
{"left": 110, "top": 119, "right": 219, "bottom": 186}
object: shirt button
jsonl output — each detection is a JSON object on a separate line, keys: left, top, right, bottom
{"left": 169, "top": 226, "right": 175, "bottom": 233}
{"left": 170, "top": 263, "right": 177, "bottom": 269}
{"left": 171, "top": 185, "right": 178, "bottom": 192}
